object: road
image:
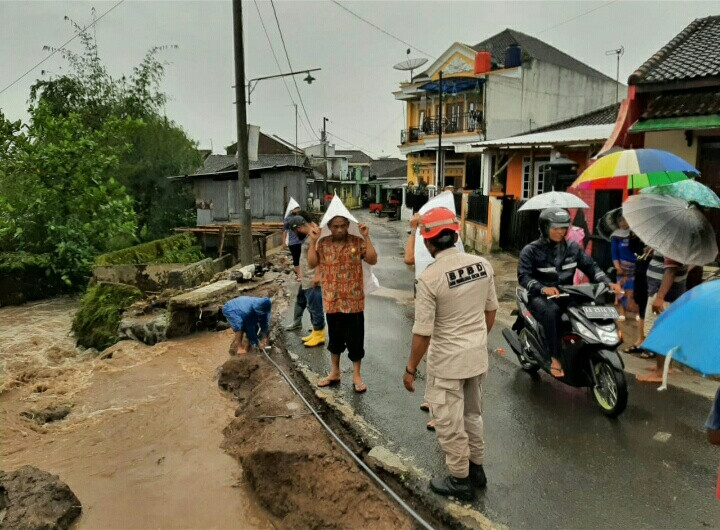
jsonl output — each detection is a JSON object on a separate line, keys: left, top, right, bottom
{"left": 284, "top": 210, "right": 720, "bottom": 529}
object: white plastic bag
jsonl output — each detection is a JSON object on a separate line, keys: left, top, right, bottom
{"left": 414, "top": 191, "right": 465, "bottom": 278}
{"left": 283, "top": 197, "right": 300, "bottom": 245}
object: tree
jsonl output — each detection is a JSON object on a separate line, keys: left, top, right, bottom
{"left": 30, "top": 17, "right": 200, "bottom": 240}
{"left": 0, "top": 105, "right": 138, "bottom": 287}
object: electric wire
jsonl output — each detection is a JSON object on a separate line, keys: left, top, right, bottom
{"left": 0, "top": 0, "right": 126, "bottom": 96}
{"left": 268, "top": 0, "right": 320, "bottom": 140}
{"left": 252, "top": 0, "right": 316, "bottom": 142}
{"left": 330, "top": 0, "right": 436, "bottom": 59}
{"left": 537, "top": 0, "right": 618, "bottom": 34}
{"left": 261, "top": 347, "right": 435, "bottom": 530}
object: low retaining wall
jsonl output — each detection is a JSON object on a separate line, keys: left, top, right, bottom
{"left": 93, "top": 254, "right": 234, "bottom": 293}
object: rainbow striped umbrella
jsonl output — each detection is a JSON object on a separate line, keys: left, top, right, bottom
{"left": 571, "top": 149, "right": 699, "bottom": 190}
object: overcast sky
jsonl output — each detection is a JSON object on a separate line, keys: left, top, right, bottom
{"left": 2, "top": 1, "right": 718, "bottom": 158}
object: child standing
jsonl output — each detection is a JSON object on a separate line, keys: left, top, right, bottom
{"left": 610, "top": 216, "right": 637, "bottom": 322}
{"left": 222, "top": 296, "right": 272, "bottom": 355}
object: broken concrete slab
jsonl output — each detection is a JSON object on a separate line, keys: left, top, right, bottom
{"left": 168, "top": 280, "right": 238, "bottom": 310}
{"left": 118, "top": 311, "right": 169, "bottom": 345}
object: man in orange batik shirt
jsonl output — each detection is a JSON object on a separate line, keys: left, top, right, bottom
{"left": 307, "top": 215, "right": 378, "bottom": 393}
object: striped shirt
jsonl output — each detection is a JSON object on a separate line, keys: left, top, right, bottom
{"left": 646, "top": 253, "right": 687, "bottom": 302}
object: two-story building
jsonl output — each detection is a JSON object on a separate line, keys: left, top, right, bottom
{"left": 394, "top": 28, "right": 623, "bottom": 192}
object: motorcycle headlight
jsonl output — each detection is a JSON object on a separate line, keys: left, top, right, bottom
{"left": 574, "top": 322, "right": 597, "bottom": 342}
{"left": 597, "top": 329, "right": 620, "bottom": 345}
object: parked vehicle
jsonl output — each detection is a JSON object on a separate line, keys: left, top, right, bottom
{"left": 502, "top": 283, "right": 628, "bottom": 417}
{"left": 369, "top": 200, "right": 399, "bottom": 218}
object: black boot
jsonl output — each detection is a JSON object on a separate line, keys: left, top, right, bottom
{"left": 469, "top": 461, "right": 487, "bottom": 488}
{"left": 429, "top": 475, "right": 475, "bottom": 501}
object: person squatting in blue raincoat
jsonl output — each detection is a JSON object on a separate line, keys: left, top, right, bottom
{"left": 222, "top": 296, "right": 272, "bottom": 355}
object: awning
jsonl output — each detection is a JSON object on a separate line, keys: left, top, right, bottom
{"left": 419, "top": 77, "right": 484, "bottom": 94}
{"left": 457, "top": 124, "right": 614, "bottom": 153}
{"left": 629, "top": 114, "right": 720, "bottom": 133}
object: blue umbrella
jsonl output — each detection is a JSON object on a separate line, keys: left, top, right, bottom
{"left": 642, "top": 280, "right": 720, "bottom": 389}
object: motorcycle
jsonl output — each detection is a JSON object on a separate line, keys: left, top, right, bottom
{"left": 502, "top": 283, "right": 628, "bottom": 417}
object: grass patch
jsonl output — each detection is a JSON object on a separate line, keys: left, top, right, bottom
{"left": 71, "top": 282, "right": 144, "bottom": 350}
{"left": 95, "top": 233, "right": 205, "bottom": 266}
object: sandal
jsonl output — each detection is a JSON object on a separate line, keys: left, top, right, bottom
{"left": 317, "top": 377, "right": 341, "bottom": 388}
{"left": 420, "top": 402, "right": 430, "bottom": 412}
{"left": 623, "top": 345, "right": 644, "bottom": 354}
{"left": 639, "top": 351, "right": 656, "bottom": 359}
{"left": 426, "top": 420, "right": 435, "bottom": 431}
{"left": 353, "top": 382, "right": 367, "bottom": 393}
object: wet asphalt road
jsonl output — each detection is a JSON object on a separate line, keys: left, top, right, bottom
{"left": 284, "top": 211, "right": 720, "bottom": 529}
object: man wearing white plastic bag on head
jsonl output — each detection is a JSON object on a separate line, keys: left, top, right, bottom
{"left": 282, "top": 197, "right": 302, "bottom": 281}
{"left": 307, "top": 196, "right": 378, "bottom": 393}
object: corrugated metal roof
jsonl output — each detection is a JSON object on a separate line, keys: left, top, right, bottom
{"left": 465, "top": 124, "right": 614, "bottom": 150}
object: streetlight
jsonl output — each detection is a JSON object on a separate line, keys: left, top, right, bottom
{"left": 245, "top": 68, "right": 321, "bottom": 104}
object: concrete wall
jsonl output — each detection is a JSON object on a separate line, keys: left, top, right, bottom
{"left": 92, "top": 264, "right": 186, "bottom": 292}
{"left": 644, "top": 130, "right": 698, "bottom": 166}
{"left": 485, "top": 61, "right": 620, "bottom": 140}
{"left": 461, "top": 196, "right": 503, "bottom": 254}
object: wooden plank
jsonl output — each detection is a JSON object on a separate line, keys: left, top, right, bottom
{"left": 218, "top": 225, "right": 226, "bottom": 258}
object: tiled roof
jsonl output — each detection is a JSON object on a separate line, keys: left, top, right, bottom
{"left": 200, "top": 154, "right": 236, "bottom": 174}
{"left": 472, "top": 29, "right": 616, "bottom": 83}
{"left": 515, "top": 103, "right": 620, "bottom": 135}
{"left": 629, "top": 16, "right": 720, "bottom": 85}
{"left": 370, "top": 158, "right": 406, "bottom": 178}
{"left": 376, "top": 164, "right": 407, "bottom": 181}
{"left": 336, "top": 150, "right": 373, "bottom": 164}
{"left": 641, "top": 89, "right": 720, "bottom": 119}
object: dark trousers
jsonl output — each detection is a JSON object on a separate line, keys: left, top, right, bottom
{"left": 528, "top": 296, "right": 567, "bottom": 362}
{"left": 293, "top": 285, "right": 325, "bottom": 330}
{"left": 326, "top": 311, "right": 365, "bottom": 362}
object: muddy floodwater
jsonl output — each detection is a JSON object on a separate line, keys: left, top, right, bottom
{"left": 0, "top": 297, "right": 273, "bottom": 529}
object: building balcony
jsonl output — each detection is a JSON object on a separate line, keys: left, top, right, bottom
{"left": 400, "top": 112, "right": 484, "bottom": 145}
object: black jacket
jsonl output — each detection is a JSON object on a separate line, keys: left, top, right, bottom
{"left": 518, "top": 238, "right": 610, "bottom": 297}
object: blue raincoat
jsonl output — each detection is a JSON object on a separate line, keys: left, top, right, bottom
{"left": 222, "top": 296, "right": 272, "bottom": 345}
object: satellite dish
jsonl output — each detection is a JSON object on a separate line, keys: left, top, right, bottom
{"left": 393, "top": 57, "right": 428, "bottom": 82}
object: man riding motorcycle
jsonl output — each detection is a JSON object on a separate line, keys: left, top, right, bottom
{"left": 518, "top": 207, "right": 622, "bottom": 378}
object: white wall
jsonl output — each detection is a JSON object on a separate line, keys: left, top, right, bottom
{"left": 485, "top": 60, "right": 621, "bottom": 140}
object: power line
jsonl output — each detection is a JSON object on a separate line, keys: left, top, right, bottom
{"left": 0, "top": 0, "right": 126, "bottom": 96}
{"left": 537, "top": 0, "right": 618, "bottom": 34}
{"left": 327, "top": 132, "right": 381, "bottom": 158}
{"left": 330, "top": 0, "right": 436, "bottom": 59}
{"left": 268, "top": 0, "right": 320, "bottom": 141}
{"left": 252, "top": 0, "right": 316, "bottom": 141}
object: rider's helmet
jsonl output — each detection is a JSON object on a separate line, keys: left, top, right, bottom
{"left": 539, "top": 207, "right": 571, "bottom": 239}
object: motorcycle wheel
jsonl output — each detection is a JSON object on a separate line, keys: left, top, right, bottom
{"left": 517, "top": 329, "right": 540, "bottom": 374}
{"left": 592, "top": 360, "right": 628, "bottom": 418}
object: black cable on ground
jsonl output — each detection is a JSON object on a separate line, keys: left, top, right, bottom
{"left": 262, "top": 347, "right": 435, "bottom": 530}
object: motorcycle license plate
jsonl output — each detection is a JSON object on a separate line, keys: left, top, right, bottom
{"left": 582, "top": 306, "right": 619, "bottom": 320}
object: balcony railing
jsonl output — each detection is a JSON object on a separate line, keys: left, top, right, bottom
{"left": 400, "top": 111, "right": 484, "bottom": 144}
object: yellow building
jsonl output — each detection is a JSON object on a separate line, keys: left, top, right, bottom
{"left": 394, "top": 29, "right": 622, "bottom": 193}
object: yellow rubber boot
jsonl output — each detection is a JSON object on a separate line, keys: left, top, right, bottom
{"left": 301, "top": 331, "right": 313, "bottom": 342}
{"left": 304, "top": 329, "right": 325, "bottom": 347}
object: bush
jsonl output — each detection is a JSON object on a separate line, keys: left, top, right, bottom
{"left": 0, "top": 252, "right": 66, "bottom": 305}
{"left": 71, "top": 282, "right": 143, "bottom": 350}
{"left": 94, "top": 233, "right": 204, "bottom": 266}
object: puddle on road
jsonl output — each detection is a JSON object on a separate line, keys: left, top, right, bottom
{"left": 0, "top": 298, "right": 273, "bottom": 529}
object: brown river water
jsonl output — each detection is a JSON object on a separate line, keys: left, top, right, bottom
{"left": 0, "top": 297, "right": 273, "bottom": 529}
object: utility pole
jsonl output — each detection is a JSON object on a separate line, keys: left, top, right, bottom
{"left": 605, "top": 46, "right": 625, "bottom": 103}
{"left": 437, "top": 70, "right": 443, "bottom": 189}
{"left": 294, "top": 103, "right": 298, "bottom": 168}
{"left": 232, "top": 0, "right": 253, "bottom": 265}
{"left": 322, "top": 117, "right": 329, "bottom": 198}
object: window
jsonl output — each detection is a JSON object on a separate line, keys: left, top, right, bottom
{"left": 522, "top": 156, "right": 550, "bottom": 199}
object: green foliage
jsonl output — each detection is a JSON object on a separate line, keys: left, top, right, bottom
{"left": 94, "top": 233, "right": 204, "bottom": 266}
{"left": 0, "top": 107, "right": 138, "bottom": 287}
{"left": 29, "top": 21, "right": 200, "bottom": 241}
{"left": 71, "top": 282, "right": 143, "bottom": 350}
